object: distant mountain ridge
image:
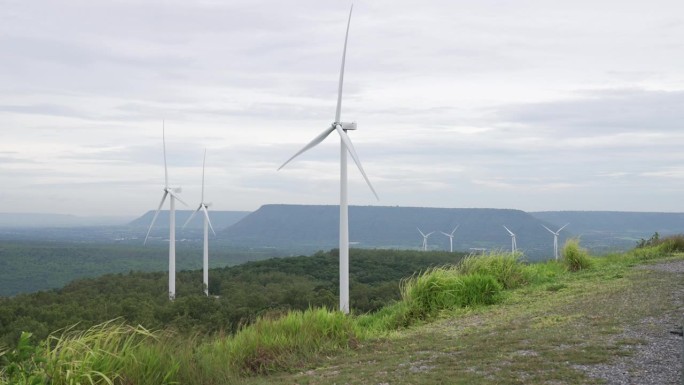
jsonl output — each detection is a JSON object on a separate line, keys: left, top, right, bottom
{"left": 221, "top": 204, "right": 569, "bottom": 260}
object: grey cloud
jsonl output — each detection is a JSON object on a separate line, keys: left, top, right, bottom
{"left": 495, "top": 88, "right": 684, "bottom": 135}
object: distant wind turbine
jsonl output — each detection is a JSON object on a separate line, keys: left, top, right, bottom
{"left": 440, "top": 225, "right": 459, "bottom": 252}
{"left": 183, "top": 149, "right": 216, "bottom": 296}
{"left": 277, "top": 5, "right": 378, "bottom": 314}
{"left": 542, "top": 223, "right": 569, "bottom": 260}
{"left": 502, "top": 225, "right": 517, "bottom": 253}
{"left": 417, "top": 228, "right": 435, "bottom": 251}
{"left": 144, "top": 122, "right": 187, "bottom": 301}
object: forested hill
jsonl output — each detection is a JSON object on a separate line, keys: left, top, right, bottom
{"left": 0, "top": 249, "right": 462, "bottom": 348}
{"left": 221, "top": 205, "right": 567, "bottom": 259}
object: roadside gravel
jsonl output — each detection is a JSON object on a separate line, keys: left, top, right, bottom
{"left": 577, "top": 260, "right": 684, "bottom": 385}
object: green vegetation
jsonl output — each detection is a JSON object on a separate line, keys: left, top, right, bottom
{"left": 561, "top": 238, "right": 592, "bottom": 271}
{"left": 2, "top": 240, "right": 683, "bottom": 384}
{"left": 0, "top": 248, "right": 462, "bottom": 348}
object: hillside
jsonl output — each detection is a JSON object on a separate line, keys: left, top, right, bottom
{"left": 2, "top": 239, "right": 682, "bottom": 384}
{"left": 0, "top": 249, "right": 463, "bottom": 347}
{"left": 221, "top": 205, "right": 569, "bottom": 260}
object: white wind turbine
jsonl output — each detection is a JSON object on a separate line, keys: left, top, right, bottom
{"left": 144, "top": 122, "right": 187, "bottom": 301}
{"left": 278, "top": 5, "right": 379, "bottom": 314}
{"left": 183, "top": 149, "right": 216, "bottom": 296}
{"left": 418, "top": 228, "right": 435, "bottom": 251}
{"left": 542, "top": 223, "right": 569, "bottom": 260}
{"left": 502, "top": 225, "right": 517, "bottom": 253}
{"left": 440, "top": 225, "right": 459, "bottom": 252}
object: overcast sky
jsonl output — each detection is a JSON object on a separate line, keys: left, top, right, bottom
{"left": 1, "top": 0, "right": 683, "bottom": 217}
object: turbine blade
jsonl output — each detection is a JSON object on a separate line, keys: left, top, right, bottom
{"left": 426, "top": 231, "right": 435, "bottom": 237}
{"left": 201, "top": 148, "right": 206, "bottom": 203}
{"left": 451, "top": 225, "right": 459, "bottom": 236}
{"left": 541, "top": 224, "right": 555, "bottom": 234}
{"left": 503, "top": 225, "right": 514, "bottom": 236}
{"left": 440, "top": 231, "right": 450, "bottom": 237}
{"left": 335, "top": 125, "right": 379, "bottom": 200}
{"left": 163, "top": 121, "right": 168, "bottom": 188}
{"left": 417, "top": 227, "right": 426, "bottom": 237}
{"left": 201, "top": 205, "right": 216, "bottom": 236}
{"left": 144, "top": 191, "right": 168, "bottom": 245}
{"left": 168, "top": 190, "right": 188, "bottom": 207}
{"left": 278, "top": 126, "right": 336, "bottom": 170}
{"left": 558, "top": 223, "right": 569, "bottom": 232}
{"left": 335, "top": 5, "right": 353, "bottom": 123}
{"left": 182, "top": 206, "right": 201, "bottom": 229}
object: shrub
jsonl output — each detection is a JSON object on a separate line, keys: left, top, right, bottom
{"left": 561, "top": 239, "right": 592, "bottom": 272}
{"left": 457, "top": 252, "right": 530, "bottom": 289}
{"left": 0, "top": 332, "right": 45, "bottom": 385}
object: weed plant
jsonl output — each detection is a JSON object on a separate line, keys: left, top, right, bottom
{"left": 561, "top": 239, "right": 592, "bottom": 271}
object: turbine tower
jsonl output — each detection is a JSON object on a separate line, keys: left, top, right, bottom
{"left": 417, "top": 228, "right": 435, "bottom": 251}
{"left": 144, "top": 122, "right": 187, "bottom": 301}
{"left": 542, "top": 223, "right": 569, "bottom": 260}
{"left": 183, "top": 149, "right": 216, "bottom": 296}
{"left": 503, "top": 225, "right": 517, "bottom": 253}
{"left": 440, "top": 225, "right": 459, "bottom": 252}
{"left": 278, "top": 5, "right": 379, "bottom": 314}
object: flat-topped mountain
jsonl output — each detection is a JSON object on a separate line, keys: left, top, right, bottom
{"left": 221, "top": 205, "right": 568, "bottom": 260}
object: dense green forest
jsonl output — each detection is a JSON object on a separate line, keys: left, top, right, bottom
{"left": 0, "top": 248, "right": 464, "bottom": 347}
{"left": 0, "top": 241, "right": 283, "bottom": 296}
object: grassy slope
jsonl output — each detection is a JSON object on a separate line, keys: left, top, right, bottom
{"left": 244, "top": 254, "right": 684, "bottom": 385}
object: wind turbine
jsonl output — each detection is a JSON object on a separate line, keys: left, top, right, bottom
{"left": 417, "top": 228, "right": 435, "bottom": 251}
{"left": 440, "top": 225, "right": 459, "bottom": 252}
{"left": 183, "top": 149, "right": 216, "bottom": 296}
{"left": 502, "top": 225, "right": 517, "bottom": 253}
{"left": 541, "top": 223, "right": 569, "bottom": 260}
{"left": 144, "top": 122, "right": 187, "bottom": 301}
{"left": 278, "top": 5, "right": 378, "bottom": 314}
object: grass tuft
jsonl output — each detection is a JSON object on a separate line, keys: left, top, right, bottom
{"left": 203, "top": 307, "right": 357, "bottom": 376}
{"left": 400, "top": 267, "right": 503, "bottom": 321}
{"left": 457, "top": 251, "right": 530, "bottom": 289}
{"left": 561, "top": 238, "right": 592, "bottom": 271}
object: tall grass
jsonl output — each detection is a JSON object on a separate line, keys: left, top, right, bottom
{"left": 400, "top": 267, "right": 503, "bottom": 320}
{"left": 631, "top": 234, "right": 684, "bottom": 260}
{"left": 201, "top": 307, "right": 358, "bottom": 376}
{"left": 457, "top": 251, "right": 530, "bottom": 289}
{"left": 561, "top": 239, "right": 592, "bottom": 272}
{"left": 44, "top": 320, "right": 179, "bottom": 385}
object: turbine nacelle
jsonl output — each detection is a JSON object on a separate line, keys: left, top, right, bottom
{"left": 336, "top": 121, "right": 357, "bottom": 131}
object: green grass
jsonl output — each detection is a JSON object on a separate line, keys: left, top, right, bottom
{"left": 2, "top": 242, "right": 682, "bottom": 385}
